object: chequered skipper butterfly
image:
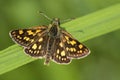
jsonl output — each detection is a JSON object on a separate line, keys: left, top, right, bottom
{"left": 9, "top": 15, "right": 90, "bottom": 65}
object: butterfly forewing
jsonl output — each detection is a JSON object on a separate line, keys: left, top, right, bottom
{"left": 10, "top": 26, "right": 47, "bottom": 47}
{"left": 61, "top": 30, "right": 90, "bottom": 59}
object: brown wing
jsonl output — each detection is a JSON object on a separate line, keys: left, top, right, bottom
{"left": 61, "top": 30, "right": 90, "bottom": 59}
{"left": 51, "top": 37, "right": 71, "bottom": 64}
{"left": 9, "top": 26, "right": 47, "bottom": 47}
{"left": 24, "top": 33, "right": 49, "bottom": 57}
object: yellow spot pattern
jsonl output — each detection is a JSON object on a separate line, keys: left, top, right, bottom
{"left": 38, "top": 45, "right": 41, "bottom": 49}
{"left": 31, "top": 39, "right": 34, "bottom": 42}
{"left": 66, "top": 47, "right": 69, "bottom": 51}
{"left": 57, "top": 49, "right": 59, "bottom": 54}
{"left": 70, "top": 48, "right": 74, "bottom": 52}
{"left": 70, "top": 40, "right": 76, "bottom": 45}
{"left": 61, "top": 51, "right": 65, "bottom": 56}
{"left": 37, "top": 51, "right": 39, "bottom": 54}
{"left": 65, "top": 36, "right": 69, "bottom": 40}
{"left": 73, "top": 48, "right": 76, "bottom": 52}
{"left": 34, "top": 51, "right": 36, "bottom": 53}
{"left": 29, "top": 50, "right": 33, "bottom": 53}
{"left": 59, "top": 42, "right": 63, "bottom": 47}
{"left": 67, "top": 41, "right": 70, "bottom": 44}
{"left": 59, "top": 56, "right": 61, "bottom": 59}
{"left": 38, "top": 38, "right": 43, "bottom": 42}
{"left": 17, "top": 35, "right": 22, "bottom": 39}
{"left": 56, "top": 55, "right": 59, "bottom": 58}
{"left": 23, "top": 37, "right": 30, "bottom": 41}
{"left": 32, "top": 44, "right": 37, "bottom": 49}
{"left": 80, "top": 50, "right": 82, "bottom": 53}
{"left": 63, "top": 58, "right": 67, "bottom": 61}
{"left": 79, "top": 44, "right": 83, "bottom": 49}
{"left": 36, "top": 30, "right": 41, "bottom": 33}
{"left": 27, "top": 30, "right": 34, "bottom": 35}
{"left": 26, "top": 37, "right": 30, "bottom": 41}
{"left": 19, "top": 30, "right": 23, "bottom": 34}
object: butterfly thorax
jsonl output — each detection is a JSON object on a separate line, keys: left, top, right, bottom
{"left": 48, "top": 18, "right": 60, "bottom": 38}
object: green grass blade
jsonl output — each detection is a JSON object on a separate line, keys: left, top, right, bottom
{"left": 63, "top": 4, "right": 120, "bottom": 41}
{"left": 0, "top": 45, "right": 36, "bottom": 75}
{"left": 0, "top": 4, "right": 120, "bottom": 75}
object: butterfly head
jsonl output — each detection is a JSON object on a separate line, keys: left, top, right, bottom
{"left": 51, "top": 18, "right": 60, "bottom": 26}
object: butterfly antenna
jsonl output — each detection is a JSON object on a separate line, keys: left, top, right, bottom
{"left": 38, "top": 11, "right": 52, "bottom": 21}
{"left": 61, "top": 18, "right": 75, "bottom": 23}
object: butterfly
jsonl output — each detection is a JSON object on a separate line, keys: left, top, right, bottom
{"left": 9, "top": 18, "right": 90, "bottom": 65}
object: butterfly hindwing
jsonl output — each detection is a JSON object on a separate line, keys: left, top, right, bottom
{"left": 52, "top": 38, "right": 71, "bottom": 64}
{"left": 24, "top": 33, "right": 49, "bottom": 57}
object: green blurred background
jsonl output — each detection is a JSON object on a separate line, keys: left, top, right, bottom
{"left": 0, "top": 0, "right": 120, "bottom": 80}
